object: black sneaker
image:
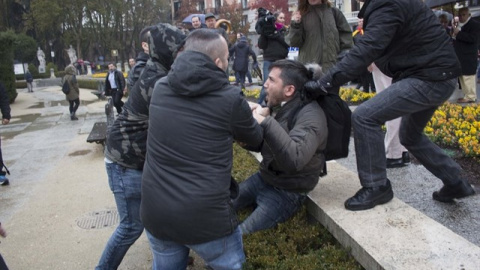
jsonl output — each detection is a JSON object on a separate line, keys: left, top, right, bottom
{"left": 386, "top": 158, "right": 406, "bottom": 168}
{"left": 432, "top": 181, "right": 475, "bottom": 203}
{"left": 0, "top": 175, "right": 9, "bottom": 186}
{"left": 345, "top": 179, "right": 394, "bottom": 211}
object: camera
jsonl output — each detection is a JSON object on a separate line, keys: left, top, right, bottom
{"left": 255, "top": 7, "right": 277, "bottom": 37}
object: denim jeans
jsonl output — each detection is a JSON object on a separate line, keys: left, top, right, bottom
{"left": 257, "top": 60, "right": 272, "bottom": 105}
{"left": 233, "top": 172, "right": 306, "bottom": 235}
{"left": 145, "top": 227, "right": 245, "bottom": 270}
{"left": 352, "top": 78, "right": 464, "bottom": 187}
{"left": 96, "top": 162, "right": 144, "bottom": 270}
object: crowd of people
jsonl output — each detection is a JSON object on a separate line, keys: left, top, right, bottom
{"left": 2, "top": 0, "right": 477, "bottom": 269}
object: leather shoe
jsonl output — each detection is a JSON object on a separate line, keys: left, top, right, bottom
{"left": 457, "top": 98, "right": 475, "bottom": 103}
{"left": 386, "top": 158, "right": 406, "bottom": 168}
{"left": 344, "top": 180, "right": 394, "bottom": 211}
{"left": 402, "top": 151, "right": 410, "bottom": 163}
{"left": 432, "top": 181, "right": 475, "bottom": 203}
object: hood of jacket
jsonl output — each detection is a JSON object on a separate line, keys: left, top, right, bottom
{"left": 167, "top": 50, "right": 229, "bottom": 97}
{"left": 65, "top": 65, "right": 76, "bottom": 75}
{"left": 149, "top": 23, "right": 186, "bottom": 70}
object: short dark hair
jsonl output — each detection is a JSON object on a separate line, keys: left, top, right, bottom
{"left": 139, "top": 25, "right": 154, "bottom": 43}
{"left": 184, "top": 29, "right": 225, "bottom": 61}
{"left": 269, "top": 60, "right": 309, "bottom": 91}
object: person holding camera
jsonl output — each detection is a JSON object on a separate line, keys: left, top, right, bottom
{"left": 257, "top": 11, "right": 289, "bottom": 105}
{"left": 288, "top": 0, "right": 352, "bottom": 72}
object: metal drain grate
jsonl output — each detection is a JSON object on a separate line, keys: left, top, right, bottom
{"left": 76, "top": 209, "right": 119, "bottom": 229}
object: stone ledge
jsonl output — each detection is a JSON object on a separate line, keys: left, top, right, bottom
{"left": 307, "top": 161, "right": 480, "bottom": 270}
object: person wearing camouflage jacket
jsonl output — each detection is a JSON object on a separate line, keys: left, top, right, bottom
{"left": 126, "top": 26, "right": 154, "bottom": 91}
{"left": 96, "top": 23, "right": 186, "bottom": 269}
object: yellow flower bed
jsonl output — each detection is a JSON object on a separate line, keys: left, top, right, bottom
{"left": 92, "top": 72, "right": 128, "bottom": 78}
{"left": 242, "top": 88, "right": 261, "bottom": 99}
{"left": 339, "top": 87, "right": 480, "bottom": 158}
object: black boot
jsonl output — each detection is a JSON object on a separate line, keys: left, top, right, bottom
{"left": 71, "top": 112, "right": 78, "bottom": 121}
{"left": 345, "top": 179, "right": 394, "bottom": 211}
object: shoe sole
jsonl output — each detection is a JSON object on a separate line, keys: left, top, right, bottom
{"left": 345, "top": 190, "right": 394, "bottom": 211}
{"left": 386, "top": 163, "right": 407, "bottom": 169}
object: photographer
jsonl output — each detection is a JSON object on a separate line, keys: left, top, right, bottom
{"left": 256, "top": 10, "right": 289, "bottom": 104}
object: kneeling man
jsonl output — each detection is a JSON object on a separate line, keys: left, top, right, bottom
{"left": 234, "top": 60, "right": 328, "bottom": 234}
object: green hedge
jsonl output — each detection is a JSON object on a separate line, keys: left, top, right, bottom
{"left": 0, "top": 30, "right": 18, "bottom": 103}
{"left": 232, "top": 144, "right": 363, "bottom": 269}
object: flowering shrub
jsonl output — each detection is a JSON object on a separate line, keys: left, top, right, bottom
{"left": 338, "top": 87, "right": 480, "bottom": 158}
{"left": 91, "top": 72, "right": 128, "bottom": 78}
{"left": 425, "top": 103, "right": 480, "bottom": 157}
{"left": 340, "top": 87, "right": 376, "bottom": 104}
{"left": 243, "top": 88, "right": 261, "bottom": 99}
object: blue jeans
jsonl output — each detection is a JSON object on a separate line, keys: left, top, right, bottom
{"left": 233, "top": 172, "right": 306, "bottom": 235}
{"left": 257, "top": 60, "right": 272, "bottom": 105}
{"left": 352, "top": 78, "right": 464, "bottom": 187}
{"left": 96, "top": 162, "right": 143, "bottom": 270}
{"left": 146, "top": 227, "right": 245, "bottom": 270}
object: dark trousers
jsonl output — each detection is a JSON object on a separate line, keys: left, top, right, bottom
{"left": 112, "top": 89, "right": 124, "bottom": 114}
{"left": 69, "top": 98, "right": 80, "bottom": 115}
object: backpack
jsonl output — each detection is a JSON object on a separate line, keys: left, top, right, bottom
{"left": 62, "top": 79, "right": 70, "bottom": 95}
{"left": 288, "top": 93, "right": 352, "bottom": 176}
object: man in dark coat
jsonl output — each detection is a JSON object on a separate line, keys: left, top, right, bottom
{"left": 305, "top": 0, "right": 475, "bottom": 211}
{"left": 0, "top": 82, "right": 10, "bottom": 186}
{"left": 229, "top": 36, "right": 257, "bottom": 89}
{"left": 453, "top": 7, "right": 480, "bottom": 103}
{"left": 104, "top": 63, "right": 125, "bottom": 114}
{"left": 97, "top": 23, "right": 186, "bottom": 269}
{"left": 140, "top": 29, "right": 263, "bottom": 269}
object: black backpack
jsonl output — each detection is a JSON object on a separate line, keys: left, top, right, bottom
{"left": 288, "top": 93, "right": 352, "bottom": 176}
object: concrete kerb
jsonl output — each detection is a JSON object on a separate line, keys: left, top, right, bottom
{"left": 251, "top": 151, "right": 480, "bottom": 269}
{"left": 307, "top": 161, "right": 480, "bottom": 270}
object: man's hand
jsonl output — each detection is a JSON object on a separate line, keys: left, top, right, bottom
{"left": 252, "top": 106, "right": 270, "bottom": 124}
{"left": 304, "top": 77, "right": 330, "bottom": 99}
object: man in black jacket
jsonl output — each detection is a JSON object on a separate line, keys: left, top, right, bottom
{"left": 234, "top": 60, "right": 327, "bottom": 235}
{"left": 453, "top": 7, "right": 480, "bottom": 103}
{"left": 104, "top": 63, "right": 125, "bottom": 114}
{"left": 140, "top": 29, "right": 263, "bottom": 269}
{"left": 96, "top": 23, "right": 186, "bottom": 270}
{"left": 0, "top": 83, "right": 10, "bottom": 186}
{"left": 305, "top": 0, "right": 475, "bottom": 211}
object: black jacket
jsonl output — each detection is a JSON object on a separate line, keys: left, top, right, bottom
{"left": 229, "top": 38, "right": 257, "bottom": 73}
{"left": 141, "top": 51, "right": 263, "bottom": 244}
{"left": 105, "top": 23, "right": 186, "bottom": 169}
{"left": 127, "top": 51, "right": 149, "bottom": 90}
{"left": 260, "top": 95, "right": 327, "bottom": 193}
{"left": 104, "top": 69, "right": 125, "bottom": 91}
{"left": 0, "top": 83, "right": 11, "bottom": 120}
{"left": 454, "top": 18, "right": 480, "bottom": 75}
{"left": 258, "top": 32, "right": 289, "bottom": 62}
{"left": 325, "top": 0, "right": 461, "bottom": 87}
